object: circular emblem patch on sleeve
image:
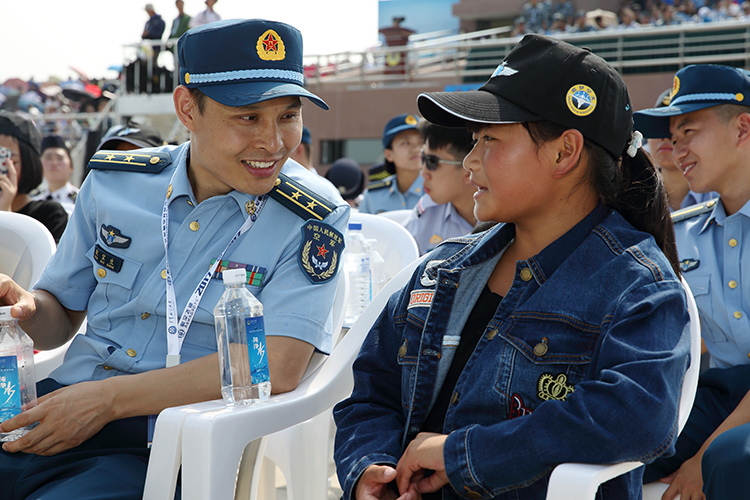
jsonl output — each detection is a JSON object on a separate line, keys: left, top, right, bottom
{"left": 566, "top": 84, "right": 597, "bottom": 117}
{"left": 298, "top": 220, "right": 344, "bottom": 284}
{"left": 257, "top": 29, "right": 286, "bottom": 61}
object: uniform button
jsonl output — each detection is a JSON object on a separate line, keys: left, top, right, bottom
{"left": 187, "top": 200, "right": 194, "bottom": 207}
{"left": 735, "top": 311, "right": 743, "bottom": 319}
{"left": 161, "top": 269, "right": 167, "bottom": 279}
{"left": 150, "top": 156, "right": 160, "bottom": 165}
{"left": 450, "top": 392, "right": 459, "bottom": 405}
{"left": 399, "top": 342, "right": 407, "bottom": 358}
{"left": 520, "top": 268, "right": 533, "bottom": 281}
{"left": 729, "top": 280, "right": 738, "bottom": 289}
{"left": 486, "top": 329, "right": 498, "bottom": 340}
{"left": 97, "top": 268, "right": 107, "bottom": 278}
{"left": 190, "top": 221, "right": 200, "bottom": 231}
{"left": 747, "top": 353, "right": 750, "bottom": 359}
{"left": 126, "top": 349, "right": 137, "bottom": 357}
{"left": 534, "top": 341, "right": 548, "bottom": 356}
{"left": 103, "top": 365, "right": 113, "bottom": 370}
{"left": 141, "top": 313, "right": 151, "bottom": 320}
{"left": 166, "top": 184, "right": 173, "bottom": 199}
{"left": 729, "top": 238, "right": 738, "bottom": 247}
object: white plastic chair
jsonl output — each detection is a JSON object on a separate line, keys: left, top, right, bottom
{"left": 0, "top": 211, "right": 56, "bottom": 289}
{"left": 142, "top": 255, "right": 426, "bottom": 500}
{"left": 377, "top": 209, "right": 412, "bottom": 226}
{"left": 349, "top": 211, "right": 419, "bottom": 284}
{"left": 546, "top": 276, "right": 701, "bottom": 500}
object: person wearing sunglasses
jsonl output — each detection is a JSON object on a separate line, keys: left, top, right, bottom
{"left": 359, "top": 114, "right": 425, "bottom": 214}
{"left": 402, "top": 120, "right": 477, "bottom": 255}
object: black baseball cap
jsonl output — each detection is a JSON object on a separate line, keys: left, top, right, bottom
{"left": 97, "top": 122, "right": 164, "bottom": 150}
{"left": 0, "top": 110, "right": 42, "bottom": 156}
{"left": 417, "top": 34, "right": 634, "bottom": 160}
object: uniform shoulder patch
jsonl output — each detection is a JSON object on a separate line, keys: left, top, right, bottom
{"left": 366, "top": 176, "right": 393, "bottom": 191}
{"left": 672, "top": 199, "right": 717, "bottom": 223}
{"left": 297, "top": 220, "right": 344, "bottom": 284}
{"left": 88, "top": 150, "right": 171, "bottom": 173}
{"left": 269, "top": 173, "right": 337, "bottom": 221}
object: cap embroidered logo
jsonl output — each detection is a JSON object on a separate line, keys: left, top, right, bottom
{"left": 256, "top": 29, "right": 286, "bottom": 61}
{"left": 566, "top": 84, "right": 597, "bottom": 117}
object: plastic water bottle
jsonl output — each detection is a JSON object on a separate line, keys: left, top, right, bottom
{"left": 367, "top": 238, "right": 387, "bottom": 298}
{"left": 0, "top": 306, "right": 37, "bottom": 442}
{"left": 213, "top": 268, "right": 271, "bottom": 406}
{"left": 344, "top": 222, "right": 372, "bottom": 326}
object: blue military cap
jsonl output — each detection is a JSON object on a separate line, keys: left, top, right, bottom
{"left": 301, "top": 126, "right": 311, "bottom": 145}
{"left": 382, "top": 113, "right": 420, "bottom": 148}
{"left": 634, "top": 64, "right": 750, "bottom": 138}
{"left": 178, "top": 19, "right": 328, "bottom": 110}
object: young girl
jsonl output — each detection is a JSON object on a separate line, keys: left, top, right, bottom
{"left": 334, "top": 35, "right": 691, "bottom": 500}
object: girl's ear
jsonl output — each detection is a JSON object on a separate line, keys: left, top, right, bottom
{"left": 550, "top": 129, "right": 585, "bottom": 179}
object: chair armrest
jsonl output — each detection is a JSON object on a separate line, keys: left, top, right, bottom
{"left": 546, "top": 462, "right": 643, "bottom": 500}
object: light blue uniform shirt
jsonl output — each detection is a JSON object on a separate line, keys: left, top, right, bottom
{"left": 403, "top": 194, "right": 475, "bottom": 255}
{"left": 674, "top": 198, "right": 750, "bottom": 369}
{"left": 681, "top": 190, "right": 719, "bottom": 210}
{"left": 358, "top": 174, "right": 423, "bottom": 214}
{"left": 35, "top": 142, "right": 349, "bottom": 386}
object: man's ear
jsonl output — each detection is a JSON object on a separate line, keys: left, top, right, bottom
{"left": 173, "top": 86, "right": 197, "bottom": 132}
{"left": 735, "top": 112, "right": 750, "bottom": 148}
{"left": 550, "top": 129, "right": 584, "bottom": 179}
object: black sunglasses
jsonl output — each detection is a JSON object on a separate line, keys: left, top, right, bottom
{"left": 421, "top": 153, "right": 463, "bottom": 171}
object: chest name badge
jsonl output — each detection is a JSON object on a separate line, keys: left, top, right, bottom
{"left": 408, "top": 290, "right": 435, "bottom": 309}
{"left": 298, "top": 220, "right": 343, "bottom": 284}
{"left": 680, "top": 258, "right": 700, "bottom": 273}
{"left": 94, "top": 244, "right": 124, "bottom": 273}
{"left": 538, "top": 373, "right": 575, "bottom": 402}
{"left": 100, "top": 224, "right": 131, "bottom": 249}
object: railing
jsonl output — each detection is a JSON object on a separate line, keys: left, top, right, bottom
{"left": 301, "top": 20, "right": 750, "bottom": 87}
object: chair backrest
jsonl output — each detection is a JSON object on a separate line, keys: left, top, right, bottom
{"left": 377, "top": 209, "right": 411, "bottom": 226}
{"left": 678, "top": 276, "right": 701, "bottom": 433}
{"left": 0, "top": 211, "right": 56, "bottom": 289}
{"left": 348, "top": 212, "right": 419, "bottom": 283}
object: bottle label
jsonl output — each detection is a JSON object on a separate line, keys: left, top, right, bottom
{"left": 245, "top": 317, "right": 270, "bottom": 383}
{"left": 0, "top": 355, "right": 22, "bottom": 422}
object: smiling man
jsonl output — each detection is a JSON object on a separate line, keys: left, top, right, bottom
{"left": 635, "top": 64, "right": 750, "bottom": 499}
{"left": 0, "top": 19, "right": 348, "bottom": 499}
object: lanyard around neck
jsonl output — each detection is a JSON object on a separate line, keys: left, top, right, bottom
{"left": 161, "top": 168, "right": 267, "bottom": 367}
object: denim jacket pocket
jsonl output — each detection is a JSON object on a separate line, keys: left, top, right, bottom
{"left": 85, "top": 246, "right": 142, "bottom": 331}
{"left": 495, "top": 314, "right": 600, "bottom": 418}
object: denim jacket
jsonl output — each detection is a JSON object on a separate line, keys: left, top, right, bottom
{"left": 334, "top": 205, "right": 691, "bottom": 500}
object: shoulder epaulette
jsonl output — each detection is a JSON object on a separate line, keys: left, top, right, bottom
{"left": 269, "top": 173, "right": 337, "bottom": 221}
{"left": 366, "top": 176, "right": 393, "bottom": 191}
{"left": 369, "top": 169, "right": 391, "bottom": 182}
{"left": 88, "top": 150, "right": 171, "bottom": 173}
{"left": 671, "top": 199, "right": 717, "bottom": 223}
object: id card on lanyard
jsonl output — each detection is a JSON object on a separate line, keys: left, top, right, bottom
{"left": 161, "top": 169, "right": 267, "bottom": 368}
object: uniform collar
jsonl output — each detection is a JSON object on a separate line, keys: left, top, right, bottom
{"left": 390, "top": 173, "right": 423, "bottom": 197}
{"left": 704, "top": 196, "right": 750, "bottom": 232}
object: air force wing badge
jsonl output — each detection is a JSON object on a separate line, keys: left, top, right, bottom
{"left": 298, "top": 220, "right": 344, "bottom": 284}
{"left": 100, "top": 224, "right": 132, "bottom": 249}
{"left": 491, "top": 63, "right": 518, "bottom": 78}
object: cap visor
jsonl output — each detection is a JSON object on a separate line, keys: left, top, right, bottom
{"left": 634, "top": 102, "right": 723, "bottom": 139}
{"left": 418, "top": 91, "right": 541, "bottom": 128}
{"left": 199, "top": 81, "right": 329, "bottom": 110}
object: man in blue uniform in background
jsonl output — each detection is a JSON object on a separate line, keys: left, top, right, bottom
{"left": 635, "top": 64, "right": 750, "bottom": 499}
{"left": 0, "top": 19, "right": 348, "bottom": 499}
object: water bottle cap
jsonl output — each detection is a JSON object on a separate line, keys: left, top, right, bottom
{"left": 348, "top": 222, "right": 362, "bottom": 230}
{"left": 0, "top": 306, "right": 14, "bottom": 321}
{"left": 223, "top": 268, "right": 247, "bottom": 286}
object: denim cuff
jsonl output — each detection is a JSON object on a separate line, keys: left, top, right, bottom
{"left": 342, "top": 454, "right": 398, "bottom": 500}
{"left": 444, "top": 425, "right": 492, "bottom": 499}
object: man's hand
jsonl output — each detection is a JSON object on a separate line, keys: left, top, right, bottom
{"left": 0, "top": 274, "right": 36, "bottom": 320}
{"left": 0, "top": 380, "right": 116, "bottom": 456}
{"left": 355, "top": 465, "right": 418, "bottom": 500}
{"left": 658, "top": 455, "right": 705, "bottom": 500}
{"left": 396, "top": 432, "right": 449, "bottom": 496}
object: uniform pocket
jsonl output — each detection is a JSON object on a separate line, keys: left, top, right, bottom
{"left": 85, "top": 246, "right": 142, "bottom": 330}
{"left": 687, "top": 273, "right": 726, "bottom": 343}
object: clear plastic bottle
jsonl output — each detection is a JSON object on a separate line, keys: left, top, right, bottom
{"left": 213, "top": 268, "right": 271, "bottom": 406}
{"left": 344, "top": 222, "right": 372, "bottom": 326}
{"left": 367, "top": 238, "right": 387, "bottom": 298}
{"left": 0, "top": 306, "right": 37, "bottom": 442}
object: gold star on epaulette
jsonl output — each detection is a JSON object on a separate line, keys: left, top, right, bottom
{"left": 268, "top": 173, "right": 337, "bottom": 221}
{"left": 88, "top": 150, "right": 172, "bottom": 174}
